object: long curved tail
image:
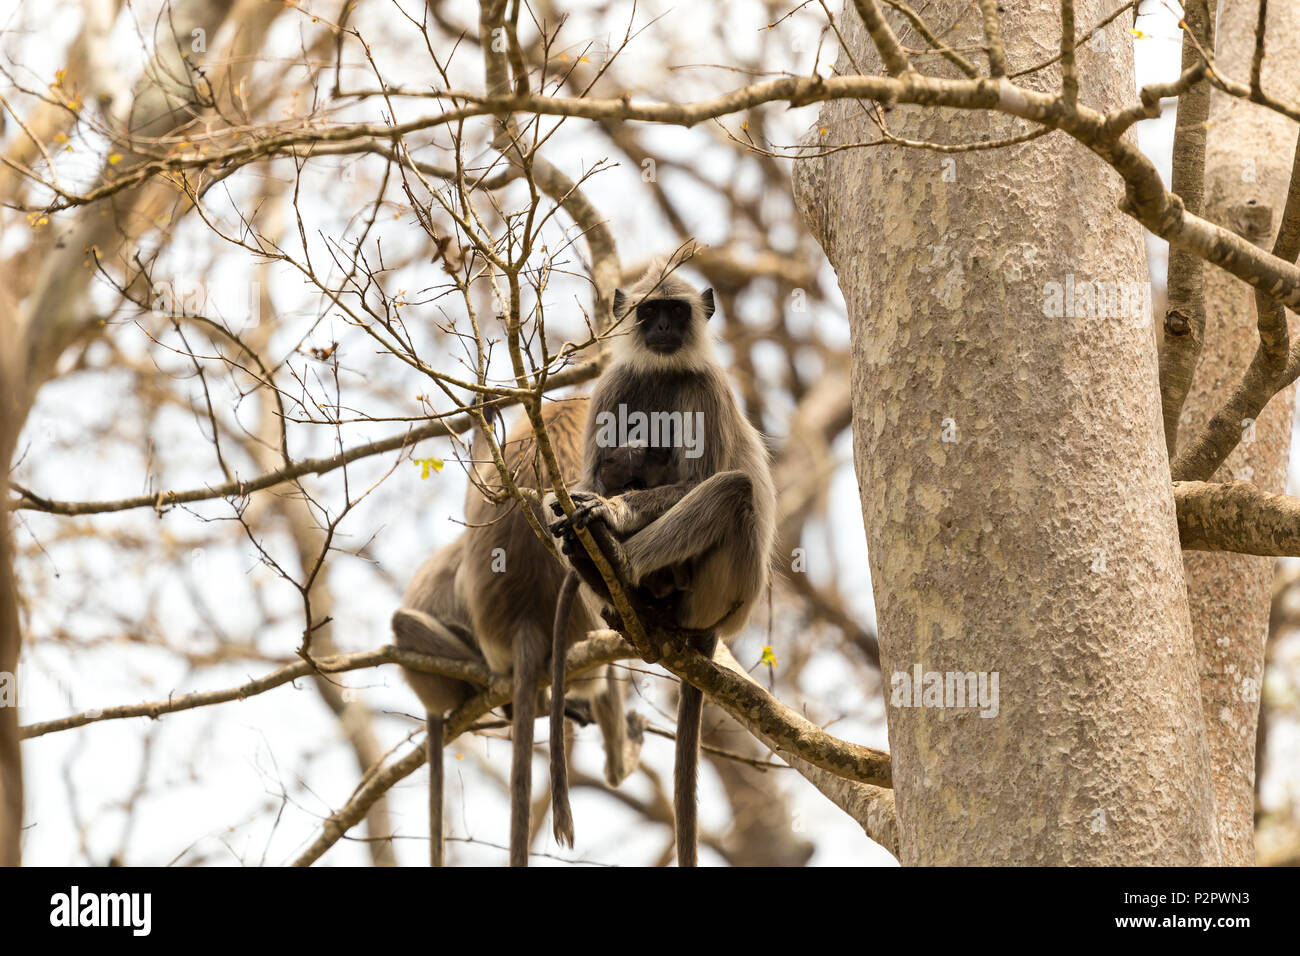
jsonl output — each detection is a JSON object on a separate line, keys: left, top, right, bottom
{"left": 550, "top": 572, "right": 579, "bottom": 847}
{"left": 509, "top": 635, "right": 544, "bottom": 867}
{"left": 674, "top": 631, "right": 717, "bottom": 867}
{"left": 426, "top": 714, "right": 445, "bottom": 866}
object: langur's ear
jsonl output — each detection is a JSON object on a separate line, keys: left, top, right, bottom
{"left": 612, "top": 289, "right": 627, "bottom": 317}
{"left": 700, "top": 288, "right": 715, "bottom": 320}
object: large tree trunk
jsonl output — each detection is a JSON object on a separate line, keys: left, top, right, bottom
{"left": 1176, "top": 0, "right": 1300, "bottom": 866}
{"left": 794, "top": 3, "right": 1221, "bottom": 864}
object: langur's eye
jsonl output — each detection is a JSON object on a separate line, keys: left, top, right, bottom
{"left": 665, "top": 301, "right": 690, "bottom": 322}
{"left": 636, "top": 300, "right": 691, "bottom": 325}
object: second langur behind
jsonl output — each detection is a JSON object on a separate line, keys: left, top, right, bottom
{"left": 460, "top": 399, "right": 641, "bottom": 867}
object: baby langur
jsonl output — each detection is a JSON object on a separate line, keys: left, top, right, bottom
{"left": 549, "top": 441, "right": 680, "bottom": 847}
{"left": 391, "top": 537, "right": 484, "bottom": 867}
{"left": 461, "top": 399, "right": 642, "bottom": 866}
{"left": 548, "top": 258, "right": 777, "bottom": 866}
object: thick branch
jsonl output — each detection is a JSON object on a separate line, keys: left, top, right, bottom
{"left": 977, "top": 0, "right": 1008, "bottom": 77}
{"left": 1060, "top": 1, "right": 1079, "bottom": 103}
{"left": 1170, "top": 126, "right": 1300, "bottom": 482}
{"left": 665, "top": 640, "right": 892, "bottom": 788}
{"left": 1159, "top": 1, "right": 1215, "bottom": 458}
{"left": 851, "top": 0, "right": 914, "bottom": 77}
{"left": 1176, "top": 479, "right": 1300, "bottom": 555}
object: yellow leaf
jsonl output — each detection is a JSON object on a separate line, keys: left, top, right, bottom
{"left": 54, "top": 132, "right": 68, "bottom": 144}
{"left": 759, "top": 646, "right": 778, "bottom": 669}
{"left": 819, "top": 127, "right": 828, "bottom": 136}
{"left": 415, "top": 457, "right": 445, "bottom": 479}
{"left": 107, "top": 153, "right": 122, "bottom": 165}
{"left": 1130, "top": 28, "right": 1149, "bottom": 39}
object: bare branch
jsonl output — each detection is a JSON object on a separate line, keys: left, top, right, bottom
{"left": 851, "top": 0, "right": 914, "bottom": 77}
{"left": 1176, "top": 480, "right": 1300, "bottom": 556}
{"left": 1159, "top": 0, "right": 1215, "bottom": 458}
{"left": 1170, "top": 126, "right": 1300, "bottom": 482}
{"left": 977, "top": 0, "right": 1008, "bottom": 77}
{"left": 1059, "top": 1, "right": 1078, "bottom": 104}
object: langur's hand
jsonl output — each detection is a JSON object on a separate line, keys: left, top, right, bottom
{"left": 547, "top": 491, "right": 614, "bottom": 536}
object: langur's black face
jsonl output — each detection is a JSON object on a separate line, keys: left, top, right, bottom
{"left": 636, "top": 298, "right": 693, "bottom": 354}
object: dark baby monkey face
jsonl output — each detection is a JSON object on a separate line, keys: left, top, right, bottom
{"left": 597, "top": 443, "right": 675, "bottom": 493}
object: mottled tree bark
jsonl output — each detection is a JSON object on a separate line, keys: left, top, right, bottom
{"left": 1174, "top": 0, "right": 1300, "bottom": 865}
{"left": 794, "top": 3, "right": 1220, "bottom": 864}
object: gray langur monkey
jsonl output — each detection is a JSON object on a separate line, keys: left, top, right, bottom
{"left": 393, "top": 529, "right": 621, "bottom": 866}
{"left": 393, "top": 400, "right": 643, "bottom": 867}
{"left": 546, "top": 259, "right": 777, "bottom": 867}
{"left": 460, "top": 398, "right": 641, "bottom": 867}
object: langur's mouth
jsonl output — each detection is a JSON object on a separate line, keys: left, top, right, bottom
{"left": 644, "top": 338, "right": 684, "bottom": 354}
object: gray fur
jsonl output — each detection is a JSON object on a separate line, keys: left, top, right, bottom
{"left": 393, "top": 537, "right": 480, "bottom": 716}
{"left": 583, "top": 268, "right": 777, "bottom": 636}
{"left": 548, "top": 441, "right": 678, "bottom": 847}
{"left": 558, "top": 260, "right": 777, "bottom": 867}
{"left": 393, "top": 400, "right": 640, "bottom": 867}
